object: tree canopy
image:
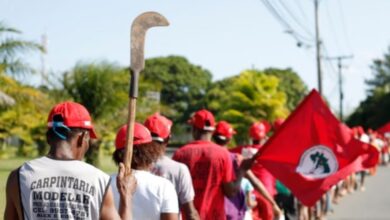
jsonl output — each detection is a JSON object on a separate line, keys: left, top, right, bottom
{"left": 347, "top": 46, "right": 390, "bottom": 129}
{"left": 0, "top": 75, "right": 53, "bottom": 153}
{"left": 0, "top": 21, "right": 43, "bottom": 76}
{"left": 206, "top": 69, "right": 289, "bottom": 144}
{"left": 142, "top": 56, "right": 212, "bottom": 123}
{"left": 264, "top": 68, "right": 308, "bottom": 111}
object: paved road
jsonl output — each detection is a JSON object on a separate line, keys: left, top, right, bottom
{"left": 328, "top": 166, "right": 390, "bottom": 220}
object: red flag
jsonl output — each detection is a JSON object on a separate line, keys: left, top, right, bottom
{"left": 377, "top": 122, "right": 390, "bottom": 138}
{"left": 256, "top": 89, "right": 379, "bottom": 206}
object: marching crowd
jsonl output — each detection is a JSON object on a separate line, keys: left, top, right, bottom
{"left": 4, "top": 101, "right": 388, "bottom": 220}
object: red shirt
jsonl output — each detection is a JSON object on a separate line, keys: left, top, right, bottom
{"left": 173, "top": 140, "right": 235, "bottom": 220}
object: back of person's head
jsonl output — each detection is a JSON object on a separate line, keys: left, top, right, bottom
{"left": 249, "top": 121, "right": 267, "bottom": 143}
{"left": 113, "top": 122, "right": 160, "bottom": 169}
{"left": 188, "top": 109, "right": 215, "bottom": 140}
{"left": 46, "top": 101, "right": 97, "bottom": 144}
{"left": 213, "top": 121, "right": 236, "bottom": 146}
{"left": 144, "top": 113, "right": 173, "bottom": 145}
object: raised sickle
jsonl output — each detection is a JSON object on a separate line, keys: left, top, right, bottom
{"left": 124, "top": 12, "right": 169, "bottom": 172}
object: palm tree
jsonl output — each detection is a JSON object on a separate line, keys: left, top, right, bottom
{"left": 0, "top": 21, "right": 43, "bottom": 107}
{"left": 0, "top": 21, "right": 43, "bottom": 75}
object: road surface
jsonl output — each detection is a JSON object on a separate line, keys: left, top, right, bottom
{"left": 328, "top": 166, "right": 390, "bottom": 220}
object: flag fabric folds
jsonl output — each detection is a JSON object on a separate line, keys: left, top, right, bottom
{"left": 255, "top": 89, "right": 379, "bottom": 206}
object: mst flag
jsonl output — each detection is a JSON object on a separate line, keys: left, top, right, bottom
{"left": 255, "top": 89, "right": 379, "bottom": 206}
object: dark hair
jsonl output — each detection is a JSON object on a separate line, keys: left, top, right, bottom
{"left": 150, "top": 133, "right": 169, "bottom": 155}
{"left": 112, "top": 142, "right": 161, "bottom": 169}
{"left": 213, "top": 134, "right": 230, "bottom": 146}
{"left": 252, "top": 139, "right": 261, "bottom": 145}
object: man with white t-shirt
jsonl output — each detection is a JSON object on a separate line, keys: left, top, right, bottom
{"left": 4, "top": 101, "right": 136, "bottom": 220}
{"left": 144, "top": 113, "right": 200, "bottom": 220}
{"left": 111, "top": 122, "right": 179, "bottom": 220}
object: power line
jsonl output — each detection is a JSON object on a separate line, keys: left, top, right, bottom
{"left": 325, "top": 55, "right": 354, "bottom": 121}
{"left": 322, "top": 46, "right": 339, "bottom": 79}
{"left": 295, "top": 0, "right": 309, "bottom": 21}
{"left": 325, "top": 1, "right": 341, "bottom": 54}
{"left": 337, "top": 0, "right": 353, "bottom": 54}
{"left": 276, "top": 0, "right": 314, "bottom": 38}
{"left": 260, "top": 0, "right": 313, "bottom": 44}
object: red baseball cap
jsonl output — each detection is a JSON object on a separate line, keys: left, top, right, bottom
{"left": 144, "top": 113, "right": 173, "bottom": 142}
{"left": 214, "top": 121, "right": 236, "bottom": 140}
{"left": 115, "top": 122, "right": 152, "bottom": 150}
{"left": 249, "top": 122, "right": 267, "bottom": 140}
{"left": 47, "top": 101, "right": 97, "bottom": 138}
{"left": 357, "top": 126, "right": 364, "bottom": 136}
{"left": 188, "top": 109, "right": 215, "bottom": 131}
{"left": 273, "top": 118, "right": 285, "bottom": 131}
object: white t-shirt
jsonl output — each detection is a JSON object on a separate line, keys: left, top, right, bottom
{"left": 111, "top": 170, "right": 179, "bottom": 220}
{"left": 152, "top": 156, "right": 195, "bottom": 205}
{"left": 19, "top": 156, "right": 110, "bottom": 220}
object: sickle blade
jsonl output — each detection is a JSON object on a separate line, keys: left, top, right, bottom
{"left": 131, "top": 12, "right": 169, "bottom": 73}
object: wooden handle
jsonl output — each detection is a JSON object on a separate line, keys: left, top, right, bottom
{"left": 123, "top": 98, "right": 137, "bottom": 174}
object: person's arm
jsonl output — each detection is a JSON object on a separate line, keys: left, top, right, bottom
{"left": 245, "top": 170, "right": 282, "bottom": 218}
{"left": 100, "top": 163, "right": 136, "bottom": 220}
{"left": 100, "top": 186, "right": 125, "bottom": 220}
{"left": 4, "top": 169, "right": 22, "bottom": 220}
{"left": 222, "top": 157, "right": 254, "bottom": 198}
{"left": 160, "top": 213, "right": 178, "bottom": 220}
{"left": 177, "top": 164, "right": 200, "bottom": 220}
{"left": 181, "top": 202, "right": 200, "bottom": 220}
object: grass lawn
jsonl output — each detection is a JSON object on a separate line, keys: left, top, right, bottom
{"left": 0, "top": 154, "right": 118, "bottom": 216}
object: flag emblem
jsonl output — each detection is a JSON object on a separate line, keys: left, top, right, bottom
{"left": 296, "top": 145, "right": 338, "bottom": 179}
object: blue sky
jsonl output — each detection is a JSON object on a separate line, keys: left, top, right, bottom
{"left": 1, "top": 0, "right": 390, "bottom": 115}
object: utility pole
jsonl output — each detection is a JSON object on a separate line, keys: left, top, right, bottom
{"left": 314, "top": 0, "right": 323, "bottom": 95}
{"left": 326, "top": 55, "right": 353, "bottom": 121}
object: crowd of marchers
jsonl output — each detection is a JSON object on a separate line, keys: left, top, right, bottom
{"left": 4, "top": 101, "right": 387, "bottom": 220}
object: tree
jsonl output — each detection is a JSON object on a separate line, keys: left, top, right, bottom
{"left": 142, "top": 56, "right": 212, "bottom": 123}
{"left": 0, "top": 75, "right": 53, "bottom": 157}
{"left": 347, "top": 46, "right": 390, "bottom": 129}
{"left": 62, "top": 61, "right": 170, "bottom": 165}
{"left": 365, "top": 46, "right": 390, "bottom": 96}
{"left": 0, "top": 21, "right": 43, "bottom": 75}
{"left": 206, "top": 70, "right": 289, "bottom": 144}
{"left": 347, "top": 93, "right": 390, "bottom": 130}
{"left": 264, "top": 68, "right": 308, "bottom": 111}
{"left": 62, "top": 62, "right": 129, "bottom": 165}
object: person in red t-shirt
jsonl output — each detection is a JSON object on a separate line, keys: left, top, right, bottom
{"left": 173, "top": 109, "right": 254, "bottom": 220}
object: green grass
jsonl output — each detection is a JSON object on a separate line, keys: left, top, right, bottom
{"left": 0, "top": 157, "right": 30, "bottom": 217}
{"left": 0, "top": 154, "right": 119, "bottom": 216}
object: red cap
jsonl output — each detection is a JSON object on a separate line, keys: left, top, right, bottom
{"left": 273, "top": 118, "right": 285, "bottom": 131}
{"left": 188, "top": 109, "right": 215, "bottom": 131}
{"left": 214, "top": 121, "right": 236, "bottom": 140}
{"left": 115, "top": 123, "right": 152, "bottom": 150}
{"left": 47, "top": 101, "right": 97, "bottom": 138}
{"left": 249, "top": 122, "right": 267, "bottom": 140}
{"left": 144, "top": 113, "right": 173, "bottom": 142}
